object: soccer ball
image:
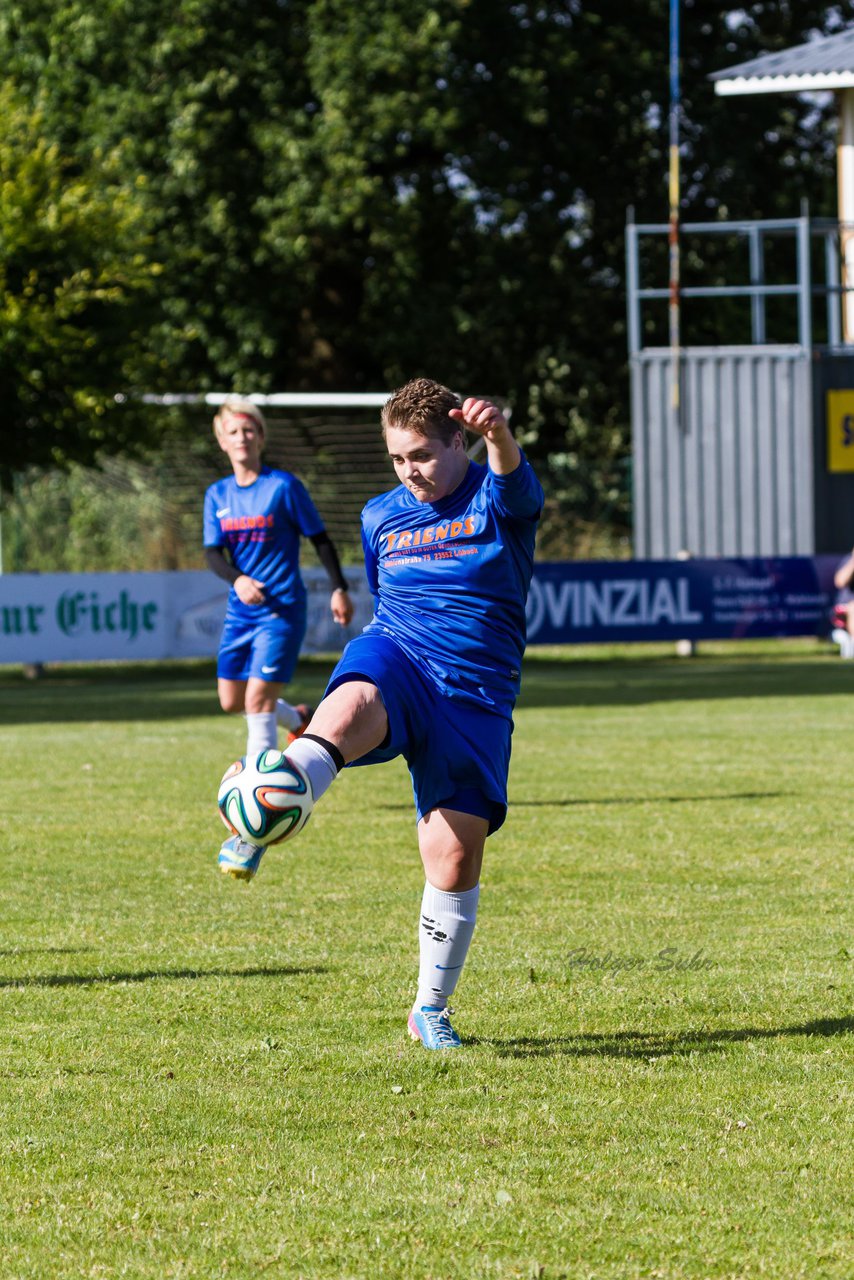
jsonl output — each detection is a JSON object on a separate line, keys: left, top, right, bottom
{"left": 217, "top": 749, "right": 313, "bottom": 846}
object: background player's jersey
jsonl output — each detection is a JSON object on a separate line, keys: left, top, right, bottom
{"left": 203, "top": 467, "right": 325, "bottom": 621}
{"left": 360, "top": 455, "right": 543, "bottom": 717}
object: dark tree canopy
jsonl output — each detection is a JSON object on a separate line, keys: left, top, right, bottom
{"left": 0, "top": 0, "right": 847, "bottom": 535}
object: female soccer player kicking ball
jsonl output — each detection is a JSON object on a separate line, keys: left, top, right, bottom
{"left": 221, "top": 379, "right": 543, "bottom": 1050}
{"left": 203, "top": 397, "right": 354, "bottom": 876}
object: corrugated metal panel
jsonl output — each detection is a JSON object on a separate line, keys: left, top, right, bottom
{"left": 631, "top": 347, "right": 814, "bottom": 557}
{"left": 710, "top": 28, "right": 854, "bottom": 82}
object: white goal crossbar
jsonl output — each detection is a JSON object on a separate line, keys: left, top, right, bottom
{"left": 135, "top": 392, "right": 390, "bottom": 407}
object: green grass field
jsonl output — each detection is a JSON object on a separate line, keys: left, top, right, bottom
{"left": 1, "top": 643, "right": 852, "bottom": 1279}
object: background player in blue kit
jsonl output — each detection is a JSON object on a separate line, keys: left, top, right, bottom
{"left": 203, "top": 397, "right": 354, "bottom": 874}
{"left": 223, "top": 378, "right": 543, "bottom": 1051}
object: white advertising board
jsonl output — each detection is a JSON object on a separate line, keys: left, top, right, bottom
{"left": 0, "top": 568, "right": 374, "bottom": 665}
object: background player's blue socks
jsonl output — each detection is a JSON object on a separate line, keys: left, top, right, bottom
{"left": 415, "top": 881, "right": 480, "bottom": 1010}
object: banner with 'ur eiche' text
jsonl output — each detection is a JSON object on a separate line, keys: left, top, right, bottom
{"left": 0, "top": 556, "right": 839, "bottom": 665}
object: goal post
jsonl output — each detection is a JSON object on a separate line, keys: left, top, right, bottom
{"left": 133, "top": 390, "right": 503, "bottom": 561}
{"left": 1, "top": 389, "right": 508, "bottom": 576}
{"left": 135, "top": 391, "right": 396, "bottom": 562}
{"left": 136, "top": 392, "right": 391, "bottom": 409}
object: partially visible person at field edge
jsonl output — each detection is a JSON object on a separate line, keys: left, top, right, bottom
{"left": 832, "top": 545, "right": 854, "bottom": 657}
{"left": 220, "top": 378, "right": 544, "bottom": 1053}
{"left": 203, "top": 397, "right": 354, "bottom": 862}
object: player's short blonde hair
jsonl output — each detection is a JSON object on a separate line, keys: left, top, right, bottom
{"left": 213, "top": 397, "right": 266, "bottom": 435}
{"left": 381, "top": 378, "right": 462, "bottom": 446}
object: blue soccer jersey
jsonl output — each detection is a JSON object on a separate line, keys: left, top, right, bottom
{"left": 203, "top": 467, "right": 325, "bottom": 622}
{"left": 360, "top": 454, "right": 543, "bottom": 717}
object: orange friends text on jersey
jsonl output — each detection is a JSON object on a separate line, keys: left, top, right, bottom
{"left": 382, "top": 517, "right": 476, "bottom": 554}
{"left": 221, "top": 514, "right": 275, "bottom": 532}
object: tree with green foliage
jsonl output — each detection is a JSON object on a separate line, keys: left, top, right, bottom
{"left": 0, "top": 83, "right": 162, "bottom": 481}
{"left": 0, "top": 1, "right": 846, "bottom": 548}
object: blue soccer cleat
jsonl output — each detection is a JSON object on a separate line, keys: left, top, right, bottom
{"left": 407, "top": 1004, "right": 462, "bottom": 1050}
{"left": 218, "top": 835, "right": 266, "bottom": 882}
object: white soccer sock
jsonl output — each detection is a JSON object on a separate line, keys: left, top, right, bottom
{"left": 415, "top": 881, "right": 480, "bottom": 1011}
{"left": 283, "top": 736, "right": 340, "bottom": 802}
{"left": 275, "top": 698, "right": 302, "bottom": 732}
{"left": 245, "top": 711, "right": 278, "bottom": 754}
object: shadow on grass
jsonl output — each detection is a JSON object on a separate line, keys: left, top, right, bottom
{"left": 516, "top": 657, "right": 854, "bottom": 711}
{"left": 0, "top": 658, "right": 332, "bottom": 727}
{"left": 379, "top": 790, "right": 788, "bottom": 813}
{"left": 0, "top": 674, "right": 217, "bottom": 725}
{"left": 478, "top": 1014, "right": 854, "bottom": 1059}
{"left": 512, "top": 790, "right": 787, "bottom": 808}
{"left": 2, "top": 653, "right": 853, "bottom": 726}
{"left": 0, "top": 947, "right": 91, "bottom": 958}
{"left": 0, "top": 964, "right": 327, "bottom": 989}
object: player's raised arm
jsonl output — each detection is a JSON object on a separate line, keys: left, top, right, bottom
{"left": 834, "top": 547, "right": 854, "bottom": 589}
{"left": 449, "top": 397, "right": 521, "bottom": 475}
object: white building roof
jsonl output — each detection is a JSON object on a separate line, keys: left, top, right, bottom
{"left": 712, "top": 27, "right": 854, "bottom": 95}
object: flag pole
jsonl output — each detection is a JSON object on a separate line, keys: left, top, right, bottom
{"left": 668, "top": 0, "right": 681, "bottom": 416}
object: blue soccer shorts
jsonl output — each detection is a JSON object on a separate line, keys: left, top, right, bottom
{"left": 217, "top": 605, "right": 307, "bottom": 684}
{"left": 324, "top": 631, "right": 512, "bottom": 834}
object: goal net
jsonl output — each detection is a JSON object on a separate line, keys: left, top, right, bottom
{"left": 141, "top": 392, "right": 395, "bottom": 566}
{"left": 2, "top": 391, "right": 495, "bottom": 574}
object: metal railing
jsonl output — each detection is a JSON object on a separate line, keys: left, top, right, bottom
{"left": 626, "top": 205, "right": 854, "bottom": 354}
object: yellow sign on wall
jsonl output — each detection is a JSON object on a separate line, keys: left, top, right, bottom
{"left": 827, "top": 390, "right": 854, "bottom": 472}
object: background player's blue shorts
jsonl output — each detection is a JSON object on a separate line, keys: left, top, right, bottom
{"left": 217, "top": 604, "right": 306, "bottom": 683}
{"left": 325, "top": 632, "right": 512, "bottom": 834}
